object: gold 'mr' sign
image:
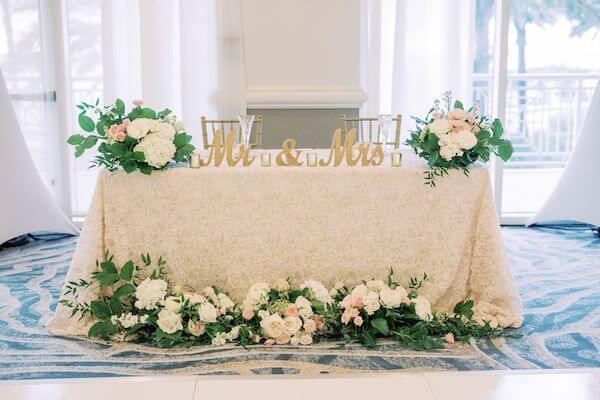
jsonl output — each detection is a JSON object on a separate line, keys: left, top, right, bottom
{"left": 197, "top": 129, "right": 384, "bottom": 167}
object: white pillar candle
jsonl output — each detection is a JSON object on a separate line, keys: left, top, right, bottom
{"left": 391, "top": 152, "right": 402, "bottom": 167}
{"left": 261, "top": 152, "right": 271, "bottom": 166}
{"left": 190, "top": 153, "right": 201, "bottom": 168}
{"left": 307, "top": 152, "right": 318, "bottom": 167}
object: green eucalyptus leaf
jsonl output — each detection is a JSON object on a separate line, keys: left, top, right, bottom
{"left": 83, "top": 136, "right": 98, "bottom": 149}
{"left": 492, "top": 118, "right": 503, "bottom": 138}
{"left": 74, "top": 144, "right": 85, "bottom": 157}
{"left": 78, "top": 114, "right": 95, "bottom": 132}
{"left": 497, "top": 140, "right": 513, "bottom": 161}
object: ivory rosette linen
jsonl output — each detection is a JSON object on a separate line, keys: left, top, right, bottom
{"left": 49, "top": 150, "right": 523, "bottom": 336}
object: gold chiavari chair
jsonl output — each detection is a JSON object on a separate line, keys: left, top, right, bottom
{"left": 339, "top": 114, "right": 402, "bottom": 149}
{"left": 201, "top": 116, "right": 263, "bottom": 150}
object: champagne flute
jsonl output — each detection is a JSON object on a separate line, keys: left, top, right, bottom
{"left": 238, "top": 114, "right": 255, "bottom": 150}
{"left": 377, "top": 114, "right": 393, "bottom": 151}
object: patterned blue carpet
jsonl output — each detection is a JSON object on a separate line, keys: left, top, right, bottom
{"left": 0, "top": 227, "right": 598, "bottom": 380}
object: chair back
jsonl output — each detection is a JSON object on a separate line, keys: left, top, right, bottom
{"left": 201, "top": 116, "right": 263, "bottom": 149}
{"left": 339, "top": 114, "right": 402, "bottom": 148}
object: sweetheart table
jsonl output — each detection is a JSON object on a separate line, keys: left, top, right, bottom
{"left": 49, "top": 149, "right": 523, "bottom": 336}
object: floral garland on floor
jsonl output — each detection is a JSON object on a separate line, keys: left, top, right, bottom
{"left": 60, "top": 254, "right": 514, "bottom": 349}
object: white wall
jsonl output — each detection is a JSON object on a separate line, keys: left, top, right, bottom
{"left": 241, "top": 0, "right": 366, "bottom": 109}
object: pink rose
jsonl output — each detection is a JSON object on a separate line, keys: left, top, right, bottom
{"left": 353, "top": 316, "right": 363, "bottom": 326}
{"left": 122, "top": 118, "right": 131, "bottom": 127}
{"left": 303, "top": 319, "right": 317, "bottom": 334}
{"left": 333, "top": 281, "right": 344, "bottom": 290}
{"left": 351, "top": 297, "right": 363, "bottom": 308}
{"left": 312, "top": 316, "right": 326, "bottom": 332}
{"left": 445, "top": 332, "right": 455, "bottom": 344}
{"left": 132, "top": 99, "right": 143, "bottom": 107}
{"left": 349, "top": 308, "right": 359, "bottom": 318}
{"left": 432, "top": 112, "right": 442, "bottom": 120}
{"left": 115, "top": 132, "right": 126, "bottom": 142}
{"left": 341, "top": 311, "right": 351, "bottom": 325}
{"left": 275, "top": 334, "right": 290, "bottom": 345}
{"left": 401, "top": 297, "right": 411, "bottom": 305}
{"left": 264, "top": 339, "right": 275, "bottom": 346}
{"left": 252, "top": 334, "right": 261, "bottom": 343}
{"left": 242, "top": 307, "right": 254, "bottom": 320}
{"left": 286, "top": 304, "right": 299, "bottom": 317}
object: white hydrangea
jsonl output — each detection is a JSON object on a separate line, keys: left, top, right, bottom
{"left": 211, "top": 332, "right": 227, "bottom": 346}
{"left": 150, "top": 120, "right": 176, "bottom": 140}
{"left": 225, "top": 326, "right": 240, "bottom": 341}
{"left": 117, "top": 312, "right": 139, "bottom": 328}
{"left": 134, "top": 278, "right": 168, "bottom": 310}
{"left": 363, "top": 291, "right": 381, "bottom": 315}
{"left": 300, "top": 280, "right": 332, "bottom": 304}
{"left": 157, "top": 309, "right": 183, "bottom": 334}
{"left": 134, "top": 133, "right": 176, "bottom": 168}
{"left": 428, "top": 118, "right": 452, "bottom": 136}
{"left": 163, "top": 296, "right": 182, "bottom": 313}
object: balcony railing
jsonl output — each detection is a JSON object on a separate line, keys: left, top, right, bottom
{"left": 473, "top": 73, "right": 599, "bottom": 168}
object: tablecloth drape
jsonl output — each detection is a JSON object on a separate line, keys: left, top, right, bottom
{"left": 49, "top": 150, "right": 522, "bottom": 335}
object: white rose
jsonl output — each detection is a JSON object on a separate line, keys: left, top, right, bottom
{"left": 134, "top": 133, "right": 176, "bottom": 168}
{"left": 363, "top": 291, "right": 381, "bottom": 315}
{"left": 412, "top": 297, "right": 433, "bottom": 321}
{"left": 366, "top": 280, "right": 387, "bottom": 293}
{"left": 173, "top": 121, "right": 185, "bottom": 132}
{"left": 294, "top": 296, "right": 313, "bottom": 318}
{"left": 298, "top": 332, "right": 313, "bottom": 345}
{"left": 184, "top": 293, "right": 207, "bottom": 305}
{"left": 428, "top": 118, "right": 452, "bottom": 136}
{"left": 456, "top": 129, "right": 477, "bottom": 150}
{"left": 139, "top": 315, "right": 149, "bottom": 324}
{"left": 187, "top": 320, "right": 206, "bottom": 337}
{"left": 225, "top": 326, "right": 241, "bottom": 340}
{"left": 211, "top": 332, "right": 227, "bottom": 346}
{"left": 351, "top": 284, "right": 368, "bottom": 298}
{"left": 257, "top": 310, "right": 270, "bottom": 319}
{"left": 379, "top": 286, "right": 408, "bottom": 309}
{"left": 163, "top": 296, "right": 182, "bottom": 313}
{"left": 203, "top": 287, "right": 218, "bottom": 302}
{"left": 260, "top": 313, "right": 286, "bottom": 338}
{"left": 127, "top": 117, "right": 153, "bottom": 139}
{"left": 290, "top": 335, "right": 300, "bottom": 346}
{"left": 198, "top": 302, "right": 218, "bottom": 323}
{"left": 134, "top": 278, "right": 168, "bottom": 310}
{"left": 157, "top": 309, "right": 183, "bottom": 334}
{"left": 283, "top": 316, "right": 303, "bottom": 336}
{"left": 439, "top": 144, "right": 456, "bottom": 161}
{"left": 243, "top": 283, "right": 270, "bottom": 310}
{"left": 300, "top": 280, "right": 333, "bottom": 304}
{"left": 217, "top": 293, "right": 235, "bottom": 314}
{"left": 273, "top": 278, "right": 290, "bottom": 292}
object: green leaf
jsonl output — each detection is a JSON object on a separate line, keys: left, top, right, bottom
{"left": 88, "top": 320, "right": 118, "bottom": 340}
{"left": 90, "top": 300, "right": 111, "bottom": 319}
{"left": 83, "top": 135, "right": 98, "bottom": 149}
{"left": 173, "top": 132, "right": 190, "bottom": 147}
{"left": 492, "top": 118, "right": 503, "bottom": 138}
{"left": 453, "top": 100, "right": 464, "bottom": 110}
{"left": 120, "top": 261, "right": 134, "bottom": 281}
{"left": 109, "top": 142, "right": 128, "bottom": 156}
{"left": 95, "top": 271, "right": 120, "bottom": 287}
{"left": 123, "top": 159, "right": 137, "bottom": 173}
{"left": 113, "top": 283, "right": 135, "bottom": 298}
{"left": 139, "top": 164, "right": 153, "bottom": 175}
{"left": 132, "top": 151, "right": 145, "bottom": 161}
{"left": 141, "top": 108, "right": 156, "bottom": 119}
{"left": 67, "top": 134, "right": 85, "bottom": 145}
{"left": 78, "top": 114, "right": 95, "bottom": 132}
{"left": 371, "top": 318, "right": 390, "bottom": 335}
{"left": 74, "top": 144, "right": 85, "bottom": 157}
{"left": 497, "top": 140, "right": 513, "bottom": 162}
{"left": 110, "top": 296, "right": 123, "bottom": 315}
{"left": 101, "top": 260, "right": 117, "bottom": 274}
{"left": 96, "top": 120, "right": 108, "bottom": 137}
{"left": 115, "top": 98, "right": 125, "bottom": 115}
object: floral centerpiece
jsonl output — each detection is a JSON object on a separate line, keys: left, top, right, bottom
{"left": 60, "top": 254, "right": 514, "bottom": 349}
{"left": 406, "top": 91, "right": 513, "bottom": 187}
{"left": 67, "top": 99, "right": 194, "bottom": 174}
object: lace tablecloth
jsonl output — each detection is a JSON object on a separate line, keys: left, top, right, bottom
{"left": 49, "top": 149, "right": 523, "bottom": 335}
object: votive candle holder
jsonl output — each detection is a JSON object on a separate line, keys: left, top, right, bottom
{"left": 307, "top": 152, "right": 318, "bottom": 167}
{"left": 190, "top": 153, "right": 201, "bottom": 168}
{"left": 261, "top": 152, "right": 271, "bottom": 166}
{"left": 391, "top": 152, "right": 402, "bottom": 167}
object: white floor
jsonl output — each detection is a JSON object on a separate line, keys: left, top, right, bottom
{"left": 0, "top": 369, "right": 598, "bottom": 400}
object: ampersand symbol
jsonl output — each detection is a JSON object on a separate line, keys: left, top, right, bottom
{"left": 276, "top": 138, "right": 303, "bottom": 166}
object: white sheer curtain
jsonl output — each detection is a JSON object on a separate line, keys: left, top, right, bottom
{"left": 362, "top": 0, "right": 476, "bottom": 140}
{"left": 101, "top": 0, "right": 247, "bottom": 149}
